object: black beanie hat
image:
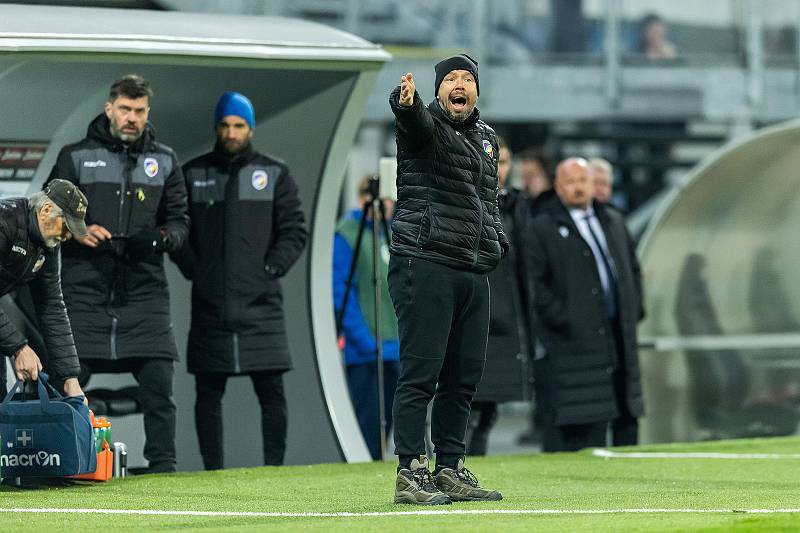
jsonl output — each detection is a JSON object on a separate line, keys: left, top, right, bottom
{"left": 434, "top": 53, "right": 479, "bottom": 97}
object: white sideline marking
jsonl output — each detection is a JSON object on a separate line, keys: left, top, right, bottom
{"left": 1, "top": 508, "right": 800, "bottom": 517}
{"left": 593, "top": 449, "right": 800, "bottom": 460}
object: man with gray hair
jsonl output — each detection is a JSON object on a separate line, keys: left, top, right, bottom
{"left": 589, "top": 157, "right": 614, "bottom": 205}
{"left": 0, "top": 179, "right": 88, "bottom": 398}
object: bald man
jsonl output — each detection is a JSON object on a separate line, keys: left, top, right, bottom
{"left": 524, "top": 158, "right": 644, "bottom": 452}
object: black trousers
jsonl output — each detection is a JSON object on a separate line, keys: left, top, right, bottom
{"left": 542, "top": 415, "right": 607, "bottom": 452}
{"left": 540, "top": 392, "right": 638, "bottom": 451}
{"left": 194, "top": 370, "right": 287, "bottom": 469}
{"left": 86, "top": 358, "right": 176, "bottom": 471}
{"left": 388, "top": 255, "right": 489, "bottom": 464}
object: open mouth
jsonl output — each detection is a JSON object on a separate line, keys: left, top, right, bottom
{"left": 449, "top": 94, "right": 468, "bottom": 110}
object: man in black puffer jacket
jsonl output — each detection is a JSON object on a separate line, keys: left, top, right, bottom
{"left": 45, "top": 75, "right": 189, "bottom": 474}
{"left": 388, "top": 55, "right": 508, "bottom": 506}
{"left": 0, "top": 181, "right": 88, "bottom": 398}
{"left": 173, "top": 92, "right": 307, "bottom": 469}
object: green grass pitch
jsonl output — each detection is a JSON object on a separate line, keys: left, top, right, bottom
{"left": 2, "top": 436, "right": 799, "bottom": 532}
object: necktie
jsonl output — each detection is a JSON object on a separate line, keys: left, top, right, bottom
{"left": 584, "top": 214, "right": 618, "bottom": 318}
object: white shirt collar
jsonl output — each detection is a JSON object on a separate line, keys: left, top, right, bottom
{"left": 568, "top": 205, "right": 594, "bottom": 220}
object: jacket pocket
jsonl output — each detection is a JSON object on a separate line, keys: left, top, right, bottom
{"left": 416, "top": 205, "right": 432, "bottom": 247}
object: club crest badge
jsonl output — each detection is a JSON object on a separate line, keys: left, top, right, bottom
{"left": 482, "top": 140, "right": 493, "bottom": 158}
{"left": 252, "top": 170, "right": 268, "bottom": 191}
{"left": 32, "top": 254, "right": 45, "bottom": 273}
{"left": 143, "top": 157, "right": 159, "bottom": 178}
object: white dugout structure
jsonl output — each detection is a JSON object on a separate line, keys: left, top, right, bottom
{"left": 638, "top": 120, "right": 800, "bottom": 444}
{"left": 0, "top": 4, "right": 389, "bottom": 468}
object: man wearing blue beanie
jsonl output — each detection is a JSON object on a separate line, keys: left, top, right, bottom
{"left": 214, "top": 91, "right": 255, "bottom": 130}
{"left": 173, "top": 91, "right": 307, "bottom": 469}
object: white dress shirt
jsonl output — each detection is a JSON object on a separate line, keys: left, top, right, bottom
{"left": 568, "top": 206, "right": 616, "bottom": 296}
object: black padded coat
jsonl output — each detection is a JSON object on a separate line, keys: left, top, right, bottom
{"left": 46, "top": 113, "right": 189, "bottom": 361}
{"left": 174, "top": 143, "right": 307, "bottom": 374}
{"left": 0, "top": 199, "right": 80, "bottom": 380}
{"left": 388, "top": 87, "right": 508, "bottom": 273}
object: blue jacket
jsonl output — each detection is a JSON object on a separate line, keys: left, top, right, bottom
{"left": 333, "top": 210, "right": 399, "bottom": 366}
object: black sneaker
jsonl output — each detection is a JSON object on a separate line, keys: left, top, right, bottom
{"left": 395, "top": 457, "right": 452, "bottom": 505}
{"left": 434, "top": 457, "right": 502, "bottom": 501}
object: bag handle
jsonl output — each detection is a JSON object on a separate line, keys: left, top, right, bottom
{"left": 1, "top": 372, "right": 63, "bottom": 410}
{"left": 37, "top": 372, "right": 63, "bottom": 399}
{"left": 36, "top": 372, "right": 66, "bottom": 411}
{"left": 2, "top": 379, "right": 24, "bottom": 404}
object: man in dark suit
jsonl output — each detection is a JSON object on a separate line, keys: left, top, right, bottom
{"left": 526, "top": 157, "right": 644, "bottom": 452}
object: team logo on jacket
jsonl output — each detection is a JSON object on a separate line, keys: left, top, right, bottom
{"left": 32, "top": 254, "right": 45, "bottom": 273}
{"left": 482, "top": 140, "right": 493, "bottom": 158}
{"left": 252, "top": 170, "right": 268, "bottom": 191}
{"left": 143, "top": 157, "right": 159, "bottom": 178}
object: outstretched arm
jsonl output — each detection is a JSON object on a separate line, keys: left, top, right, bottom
{"left": 389, "top": 72, "right": 435, "bottom": 151}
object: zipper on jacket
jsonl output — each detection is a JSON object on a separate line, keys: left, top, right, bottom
{"left": 416, "top": 205, "right": 430, "bottom": 247}
{"left": 461, "top": 133, "right": 485, "bottom": 267}
{"left": 232, "top": 332, "right": 241, "bottom": 374}
{"left": 109, "top": 147, "right": 131, "bottom": 361}
{"left": 221, "top": 162, "right": 236, "bottom": 328}
{"left": 118, "top": 148, "right": 130, "bottom": 234}
{"left": 110, "top": 315, "right": 118, "bottom": 360}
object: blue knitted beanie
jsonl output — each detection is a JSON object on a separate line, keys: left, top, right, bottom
{"left": 214, "top": 91, "right": 255, "bottom": 128}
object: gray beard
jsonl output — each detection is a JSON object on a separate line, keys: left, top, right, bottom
{"left": 109, "top": 124, "right": 142, "bottom": 143}
{"left": 438, "top": 100, "right": 472, "bottom": 123}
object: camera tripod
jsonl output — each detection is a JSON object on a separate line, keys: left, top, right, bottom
{"left": 335, "top": 176, "right": 392, "bottom": 458}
